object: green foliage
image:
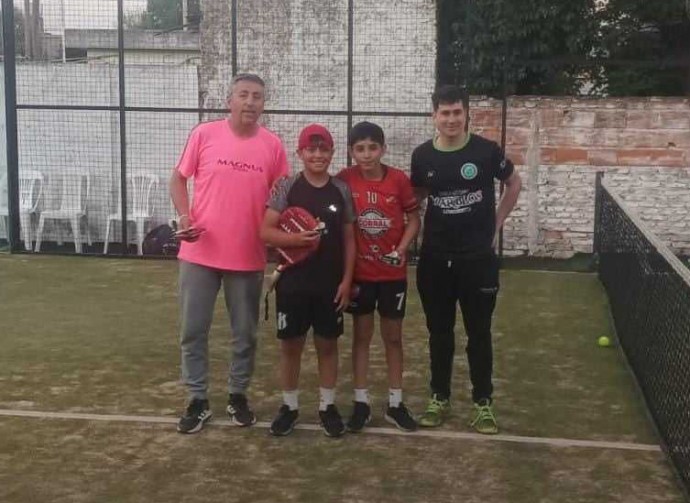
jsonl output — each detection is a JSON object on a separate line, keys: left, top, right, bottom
{"left": 125, "top": 0, "right": 182, "bottom": 30}
{"left": 128, "top": 0, "right": 201, "bottom": 31}
{"left": 599, "top": 0, "right": 690, "bottom": 96}
{"left": 137, "top": 0, "right": 182, "bottom": 30}
{"left": 438, "top": 0, "right": 690, "bottom": 96}
{"left": 439, "top": 0, "right": 600, "bottom": 96}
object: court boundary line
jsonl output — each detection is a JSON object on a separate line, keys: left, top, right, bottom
{"left": 0, "top": 408, "right": 660, "bottom": 452}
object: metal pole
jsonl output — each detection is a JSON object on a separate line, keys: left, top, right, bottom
{"left": 23, "top": 0, "right": 32, "bottom": 58}
{"left": 593, "top": 171, "right": 604, "bottom": 256}
{"left": 498, "top": 57, "right": 508, "bottom": 260}
{"left": 60, "top": 0, "right": 66, "bottom": 62}
{"left": 182, "top": 0, "right": 188, "bottom": 30}
{"left": 117, "top": 0, "right": 128, "bottom": 255}
{"left": 3, "top": 0, "right": 21, "bottom": 252}
{"left": 346, "top": 0, "right": 353, "bottom": 167}
{"left": 231, "top": 0, "right": 238, "bottom": 76}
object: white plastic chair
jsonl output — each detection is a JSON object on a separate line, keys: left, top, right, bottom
{"left": 103, "top": 172, "right": 159, "bottom": 255}
{"left": 34, "top": 172, "right": 92, "bottom": 253}
{"left": 0, "top": 170, "right": 44, "bottom": 250}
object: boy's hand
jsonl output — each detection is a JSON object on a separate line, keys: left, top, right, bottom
{"left": 333, "top": 281, "right": 351, "bottom": 312}
{"left": 290, "top": 230, "right": 321, "bottom": 247}
{"left": 381, "top": 248, "right": 404, "bottom": 267}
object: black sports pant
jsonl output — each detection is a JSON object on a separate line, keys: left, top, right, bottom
{"left": 416, "top": 252, "right": 499, "bottom": 403}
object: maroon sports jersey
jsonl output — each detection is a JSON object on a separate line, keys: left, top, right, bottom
{"left": 338, "top": 165, "right": 418, "bottom": 281}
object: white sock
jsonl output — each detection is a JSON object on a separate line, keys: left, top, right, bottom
{"left": 319, "top": 387, "right": 335, "bottom": 411}
{"left": 389, "top": 389, "right": 402, "bottom": 408}
{"left": 283, "top": 390, "right": 299, "bottom": 411}
{"left": 354, "top": 388, "right": 369, "bottom": 404}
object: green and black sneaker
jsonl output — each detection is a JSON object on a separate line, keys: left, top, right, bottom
{"left": 418, "top": 394, "right": 451, "bottom": 427}
{"left": 470, "top": 398, "right": 498, "bottom": 435}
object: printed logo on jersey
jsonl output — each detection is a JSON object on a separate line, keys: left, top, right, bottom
{"left": 430, "top": 189, "right": 483, "bottom": 215}
{"left": 460, "top": 163, "right": 478, "bottom": 180}
{"left": 358, "top": 209, "right": 392, "bottom": 238}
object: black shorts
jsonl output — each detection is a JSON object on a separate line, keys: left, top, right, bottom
{"left": 275, "top": 285, "right": 344, "bottom": 339}
{"left": 346, "top": 280, "right": 407, "bottom": 319}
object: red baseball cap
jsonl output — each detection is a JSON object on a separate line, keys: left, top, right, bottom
{"left": 298, "top": 124, "right": 334, "bottom": 150}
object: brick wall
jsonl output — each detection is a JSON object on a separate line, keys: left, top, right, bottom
{"left": 468, "top": 97, "right": 690, "bottom": 258}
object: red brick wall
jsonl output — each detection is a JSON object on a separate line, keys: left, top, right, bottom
{"left": 467, "top": 97, "right": 690, "bottom": 257}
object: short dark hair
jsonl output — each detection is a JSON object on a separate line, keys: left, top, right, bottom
{"left": 231, "top": 73, "right": 265, "bottom": 88}
{"left": 432, "top": 85, "right": 469, "bottom": 111}
{"left": 348, "top": 121, "right": 385, "bottom": 147}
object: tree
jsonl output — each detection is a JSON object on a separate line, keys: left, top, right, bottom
{"left": 599, "top": 0, "right": 690, "bottom": 96}
{"left": 130, "top": 0, "right": 200, "bottom": 31}
{"left": 437, "top": 0, "right": 690, "bottom": 97}
{"left": 438, "top": 0, "right": 601, "bottom": 97}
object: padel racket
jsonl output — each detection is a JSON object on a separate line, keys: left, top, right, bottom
{"left": 264, "top": 206, "right": 325, "bottom": 319}
{"left": 275, "top": 206, "right": 325, "bottom": 265}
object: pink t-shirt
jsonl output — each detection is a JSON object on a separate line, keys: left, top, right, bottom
{"left": 176, "top": 119, "right": 289, "bottom": 271}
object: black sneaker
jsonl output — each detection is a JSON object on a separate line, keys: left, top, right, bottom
{"left": 177, "top": 398, "right": 212, "bottom": 434}
{"left": 269, "top": 405, "right": 299, "bottom": 436}
{"left": 346, "top": 401, "right": 371, "bottom": 433}
{"left": 319, "top": 404, "right": 345, "bottom": 438}
{"left": 384, "top": 402, "right": 418, "bottom": 432}
{"left": 226, "top": 393, "right": 257, "bottom": 426}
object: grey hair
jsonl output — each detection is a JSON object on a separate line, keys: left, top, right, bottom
{"left": 228, "top": 73, "right": 265, "bottom": 97}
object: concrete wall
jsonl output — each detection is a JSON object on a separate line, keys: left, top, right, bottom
{"left": 86, "top": 49, "right": 200, "bottom": 66}
{"left": 199, "top": 0, "right": 437, "bottom": 173}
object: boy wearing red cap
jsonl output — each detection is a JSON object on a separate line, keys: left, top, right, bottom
{"left": 260, "top": 124, "right": 356, "bottom": 437}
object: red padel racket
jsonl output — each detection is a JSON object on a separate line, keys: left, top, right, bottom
{"left": 275, "top": 206, "right": 325, "bottom": 265}
{"left": 264, "top": 206, "right": 325, "bottom": 319}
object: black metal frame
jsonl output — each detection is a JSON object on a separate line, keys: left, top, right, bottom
{"left": 2, "top": 0, "right": 19, "bottom": 252}
{"left": 2, "top": 2, "right": 687, "bottom": 259}
{"left": 0, "top": 0, "right": 439, "bottom": 258}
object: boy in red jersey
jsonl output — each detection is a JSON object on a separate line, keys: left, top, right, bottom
{"left": 338, "top": 121, "right": 421, "bottom": 432}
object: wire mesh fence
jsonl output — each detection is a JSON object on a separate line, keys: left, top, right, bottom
{"left": 0, "top": 0, "right": 442, "bottom": 256}
{"left": 0, "top": 0, "right": 688, "bottom": 259}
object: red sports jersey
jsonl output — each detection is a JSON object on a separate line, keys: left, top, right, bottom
{"left": 338, "top": 165, "right": 419, "bottom": 281}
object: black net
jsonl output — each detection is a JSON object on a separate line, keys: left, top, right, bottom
{"left": 595, "top": 174, "right": 690, "bottom": 496}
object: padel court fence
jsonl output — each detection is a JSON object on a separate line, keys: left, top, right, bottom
{"left": 595, "top": 173, "right": 690, "bottom": 498}
{"left": 2, "top": 1, "right": 688, "bottom": 259}
{"left": 0, "top": 0, "right": 440, "bottom": 257}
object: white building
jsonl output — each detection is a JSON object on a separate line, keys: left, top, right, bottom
{"left": 15, "top": 0, "right": 147, "bottom": 34}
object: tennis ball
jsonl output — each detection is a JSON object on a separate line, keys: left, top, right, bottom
{"left": 598, "top": 336, "right": 612, "bottom": 347}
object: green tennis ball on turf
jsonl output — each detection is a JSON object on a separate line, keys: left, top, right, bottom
{"left": 598, "top": 336, "right": 611, "bottom": 347}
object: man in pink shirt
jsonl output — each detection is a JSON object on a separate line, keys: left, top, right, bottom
{"left": 170, "top": 73, "right": 289, "bottom": 434}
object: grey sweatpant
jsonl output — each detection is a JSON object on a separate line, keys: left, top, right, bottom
{"left": 178, "top": 260, "right": 263, "bottom": 400}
